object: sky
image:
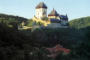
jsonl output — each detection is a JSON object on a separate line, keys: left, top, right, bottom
{"left": 0, "top": 0, "right": 90, "bottom": 20}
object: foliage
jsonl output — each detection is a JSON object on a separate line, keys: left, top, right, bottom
{"left": 69, "top": 16, "right": 90, "bottom": 29}
{"left": 0, "top": 23, "right": 34, "bottom": 60}
{"left": 25, "top": 19, "right": 33, "bottom": 27}
{"left": 0, "top": 13, "right": 28, "bottom": 29}
{"left": 25, "top": 19, "right": 44, "bottom": 27}
{"left": 0, "top": 14, "right": 90, "bottom": 60}
{"left": 31, "top": 28, "right": 84, "bottom": 47}
{"left": 41, "top": 17, "right": 48, "bottom": 21}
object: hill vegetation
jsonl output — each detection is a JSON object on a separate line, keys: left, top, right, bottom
{"left": 0, "top": 14, "right": 90, "bottom": 60}
{"left": 69, "top": 16, "right": 90, "bottom": 29}
{"left": 0, "top": 14, "right": 28, "bottom": 29}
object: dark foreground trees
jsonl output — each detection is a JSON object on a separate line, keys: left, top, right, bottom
{"left": 0, "top": 22, "right": 90, "bottom": 60}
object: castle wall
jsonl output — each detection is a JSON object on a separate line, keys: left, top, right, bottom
{"left": 36, "top": 8, "right": 47, "bottom": 19}
{"left": 47, "top": 23, "right": 68, "bottom": 28}
{"left": 61, "top": 20, "right": 68, "bottom": 25}
{"left": 48, "top": 16, "right": 60, "bottom": 20}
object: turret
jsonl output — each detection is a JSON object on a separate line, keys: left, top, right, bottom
{"left": 48, "top": 8, "right": 60, "bottom": 19}
{"left": 35, "top": 2, "right": 47, "bottom": 19}
{"left": 59, "top": 14, "right": 68, "bottom": 26}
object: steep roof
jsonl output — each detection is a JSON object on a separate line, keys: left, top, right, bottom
{"left": 60, "top": 15, "right": 68, "bottom": 20}
{"left": 36, "top": 2, "right": 47, "bottom": 9}
{"left": 48, "top": 9, "right": 59, "bottom": 16}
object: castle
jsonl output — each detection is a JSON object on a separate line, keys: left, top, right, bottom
{"left": 19, "top": 2, "right": 69, "bottom": 30}
{"left": 32, "top": 2, "right": 69, "bottom": 28}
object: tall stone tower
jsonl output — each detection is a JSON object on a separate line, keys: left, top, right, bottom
{"left": 35, "top": 2, "right": 47, "bottom": 19}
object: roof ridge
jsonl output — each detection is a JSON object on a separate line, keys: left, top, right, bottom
{"left": 48, "top": 9, "right": 59, "bottom": 16}
{"left": 36, "top": 2, "right": 47, "bottom": 9}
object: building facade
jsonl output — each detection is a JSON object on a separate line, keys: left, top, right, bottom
{"left": 35, "top": 2, "right": 47, "bottom": 19}
{"left": 34, "top": 2, "right": 69, "bottom": 28}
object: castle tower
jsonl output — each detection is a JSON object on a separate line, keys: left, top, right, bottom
{"left": 35, "top": 2, "right": 47, "bottom": 19}
{"left": 60, "top": 14, "right": 68, "bottom": 25}
{"left": 48, "top": 8, "right": 60, "bottom": 19}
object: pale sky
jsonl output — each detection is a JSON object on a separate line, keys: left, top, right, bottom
{"left": 0, "top": 0, "right": 90, "bottom": 20}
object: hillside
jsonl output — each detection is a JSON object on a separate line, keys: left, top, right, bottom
{"left": 0, "top": 23, "right": 35, "bottom": 60}
{"left": 0, "top": 14, "right": 90, "bottom": 60}
{"left": 69, "top": 16, "right": 90, "bottom": 29}
{"left": 0, "top": 13, "right": 28, "bottom": 29}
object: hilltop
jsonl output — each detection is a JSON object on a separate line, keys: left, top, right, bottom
{"left": 0, "top": 13, "right": 28, "bottom": 29}
{"left": 69, "top": 16, "right": 90, "bottom": 29}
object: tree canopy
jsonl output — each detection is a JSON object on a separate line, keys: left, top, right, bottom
{"left": 69, "top": 16, "right": 90, "bottom": 29}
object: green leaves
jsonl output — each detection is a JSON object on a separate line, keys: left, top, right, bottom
{"left": 25, "top": 19, "right": 33, "bottom": 27}
{"left": 69, "top": 16, "right": 90, "bottom": 29}
{"left": 0, "top": 14, "right": 28, "bottom": 29}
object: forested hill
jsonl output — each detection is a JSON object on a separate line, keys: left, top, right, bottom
{"left": 69, "top": 16, "right": 90, "bottom": 29}
{"left": 0, "top": 14, "right": 90, "bottom": 60}
{"left": 0, "top": 13, "right": 28, "bottom": 29}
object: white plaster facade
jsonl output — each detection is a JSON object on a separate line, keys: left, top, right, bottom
{"left": 36, "top": 8, "right": 47, "bottom": 19}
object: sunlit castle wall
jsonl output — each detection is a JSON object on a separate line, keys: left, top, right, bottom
{"left": 48, "top": 16, "right": 60, "bottom": 20}
{"left": 35, "top": 8, "right": 47, "bottom": 19}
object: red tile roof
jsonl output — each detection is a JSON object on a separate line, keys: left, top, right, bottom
{"left": 46, "top": 44, "right": 70, "bottom": 58}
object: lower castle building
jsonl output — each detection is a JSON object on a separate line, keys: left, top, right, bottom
{"left": 32, "top": 2, "right": 69, "bottom": 28}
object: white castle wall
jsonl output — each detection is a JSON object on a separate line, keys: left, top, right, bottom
{"left": 36, "top": 8, "right": 47, "bottom": 19}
